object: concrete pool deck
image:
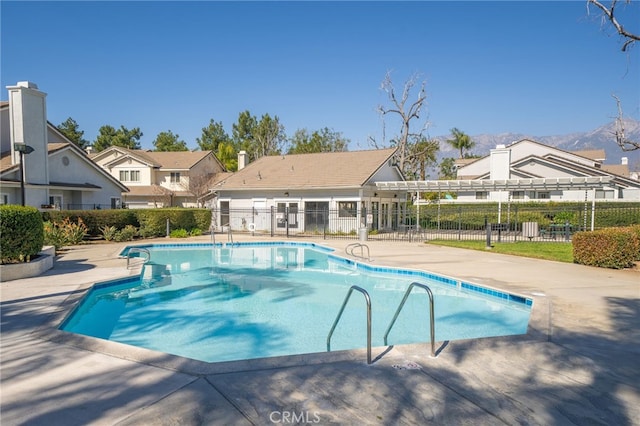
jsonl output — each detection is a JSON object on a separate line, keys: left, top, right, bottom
{"left": 1, "top": 236, "right": 638, "bottom": 425}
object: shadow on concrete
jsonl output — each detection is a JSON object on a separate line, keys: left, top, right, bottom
{"left": 42, "top": 257, "right": 97, "bottom": 275}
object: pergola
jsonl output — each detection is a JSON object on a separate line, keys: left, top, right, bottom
{"left": 375, "top": 176, "right": 618, "bottom": 231}
{"left": 375, "top": 176, "right": 615, "bottom": 192}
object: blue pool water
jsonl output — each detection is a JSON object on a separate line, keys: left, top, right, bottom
{"left": 60, "top": 242, "right": 533, "bottom": 363}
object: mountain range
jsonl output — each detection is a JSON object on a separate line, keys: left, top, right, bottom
{"left": 433, "top": 118, "right": 640, "bottom": 169}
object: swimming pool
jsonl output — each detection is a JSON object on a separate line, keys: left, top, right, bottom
{"left": 60, "top": 242, "right": 533, "bottom": 363}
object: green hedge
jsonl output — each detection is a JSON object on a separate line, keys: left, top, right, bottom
{"left": 43, "top": 209, "right": 139, "bottom": 236}
{"left": 408, "top": 202, "right": 640, "bottom": 230}
{"left": 1, "top": 205, "right": 44, "bottom": 264}
{"left": 146, "top": 208, "right": 210, "bottom": 237}
{"left": 40, "top": 208, "right": 210, "bottom": 239}
{"left": 573, "top": 227, "right": 640, "bottom": 269}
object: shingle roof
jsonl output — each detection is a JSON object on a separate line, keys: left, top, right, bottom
{"left": 216, "top": 148, "right": 398, "bottom": 190}
{"left": 95, "top": 147, "right": 213, "bottom": 170}
{"left": 124, "top": 185, "right": 174, "bottom": 196}
{"left": 570, "top": 149, "right": 606, "bottom": 161}
{"left": 1, "top": 143, "right": 76, "bottom": 173}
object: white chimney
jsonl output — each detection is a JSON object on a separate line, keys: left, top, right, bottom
{"left": 85, "top": 145, "right": 94, "bottom": 155}
{"left": 490, "top": 145, "right": 511, "bottom": 180}
{"left": 6, "top": 81, "right": 50, "bottom": 206}
{"left": 621, "top": 157, "right": 628, "bottom": 165}
{"left": 238, "top": 150, "right": 248, "bottom": 170}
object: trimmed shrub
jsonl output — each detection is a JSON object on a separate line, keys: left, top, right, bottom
{"left": 192, "top": 209, "right": 212, "bottom": 231}
{"left": 1, "top": 205, "right": 44, "bottom": 263}
{"left": 189, "top": 228, "right": 202, "bottom": 237}
{"left": 573, "top": 227, "right": 640, "bottom": 269}
{"left": 136, "top": 208, "right": 208, "bottom": 238}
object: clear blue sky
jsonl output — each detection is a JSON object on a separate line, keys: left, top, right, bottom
{"left": 2, "top": 1, "right": 638, "bottom": 151}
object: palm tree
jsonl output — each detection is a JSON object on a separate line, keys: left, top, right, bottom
{"left": 446, "top": 128, "right": 474, "bottom": 159}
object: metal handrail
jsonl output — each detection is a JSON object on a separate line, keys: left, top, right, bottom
{"left": 345, "top": 243, "right": 371, "bottom": 261}
{"left": 228, "top": 226, "right": 234, "bottom": 244}
{"left": 126, "top": 247, "right": 151, "bottom": 269}
{"left": 210, "top": 229, "right": 216, "bottom": 244}
{"left": 327, "top": 285, "right": 372, "bottom": 364}
{"left": 383, "top": 282, "right": 436, "bottom": 358}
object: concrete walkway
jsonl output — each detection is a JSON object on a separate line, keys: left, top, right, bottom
{"left": 1, "top": 236, "right": 638, "bottom": 425}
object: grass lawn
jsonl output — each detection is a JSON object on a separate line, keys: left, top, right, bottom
{"left": 426, "top": 240, "right": 574, "bottom": 263}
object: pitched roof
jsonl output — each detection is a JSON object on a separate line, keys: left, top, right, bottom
{"left": 216, "top": 148, "right": 398, "bottom": 190}
{"left": 0, "top": 142, "right": 129, "bottom": 192}
{"left": 570, "top": 149, "right": 606, "bottom": 162}
{"left": 91, "top": 146, "right": 219, "bottom": 170}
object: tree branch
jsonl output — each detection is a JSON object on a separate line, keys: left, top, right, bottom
{"left": 588, "top": 0, "right": 640, "bottom": 51}
{"left": 611, "top": 94, "right": 640, "bottom": 151}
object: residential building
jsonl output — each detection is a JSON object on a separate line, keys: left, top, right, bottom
{"left": 454, "top": 139, "right": 640, "bottom": 202}
{"left": 0, "top": 82, "right": 128, "bottom": 209}
{"left": 209, "top": 148, "right": 405, "bottom": 233}
{"left": 91, "top": 147, "right": 226, "bottom": 208}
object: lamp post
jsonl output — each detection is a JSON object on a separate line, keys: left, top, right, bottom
{"left": 14, "top": 143, "right": 35, "bottom": 206}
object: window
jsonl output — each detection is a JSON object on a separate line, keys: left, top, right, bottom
{"left": 111, "top": 198, "right": 121, "bottom": 209}
{"left": 475, "top": 191, "right": 488, "bottom": 200}
{"left": 0, "top": 194, "right": 8, "bottom": 205}
{"left": 512, "top": 191, "right": 525, "bottom": 200}
{"left": 49, "top": 195, "right": 63, "bottom": 209}
{"left": 595, "top": 190, "right": 614, "bottom": 199}
{"left": 536, "top": 191, "right": 550, "bottom": 199}
{"left": 118, "top": 170, "right": 140, "bottom": 182}
{"left": 220, "top": 201, "right": 230, "bottom": 226}
{"left": 338, "top": 201, "right": 357, "bottom": 217}
{"left": 170, "top": 172, "right": 181, "bottom": 183}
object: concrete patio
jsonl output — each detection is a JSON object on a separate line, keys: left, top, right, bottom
{"left": 1, "top": 236, "right": 638, "bottom": 425}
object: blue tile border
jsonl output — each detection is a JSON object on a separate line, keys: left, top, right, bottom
{"left": 119, "top": 241, "right": 334, "bottom": 257}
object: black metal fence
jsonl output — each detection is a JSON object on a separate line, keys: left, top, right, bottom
{"left": 65, "top": 204, "right": 115, "bottom": 210}
{"left": 213, "top": 203, "right": 640, "bottom": 243}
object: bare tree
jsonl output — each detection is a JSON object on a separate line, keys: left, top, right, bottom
{"left": 588, "top": 0, "right": 640, "bottom": 51}
{"left": 377, "top": 71, "right": 429, "bottom": 175}
{"left": 611, "top": 94, "right": 640, "bottom": 151}
{"left": 587, "top": 1, "right": 640, "bottom": 151}
{"left": 185, "top": 173, "right": 217, "bottom": 208}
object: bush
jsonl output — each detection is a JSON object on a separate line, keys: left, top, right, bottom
{"left": 170, "top": 228, "right": 190, "bottom": 238}
{"left": 573, "top": 227, "right": 640, "bottom": 269}
{"left": 136, "top": 208, "right": 208, "bottom": 238}
{"left": 44, "top": 221, "right": 67, "bottom": 250}
{"left": 193, "top": 209, "right": 212, "bottom": 232}
{"left": 43, "top": 217, "right": 88, "bottom": 250}
{"left": 0, "top": 205, "right": 44, "bottom": 264}
{"left": 100, "top": 225, "right": 118, "bottom": 241}
{"left": 60, "top": 217, "right": 88, "bottom": 245}
{"left": 43, "top": 209, "right": 138, "bottom": 236}
{"left": 189, "top": 228, "right": 202, "bottom": 236}
{"left": 114, "top": 225, "right": 138, "bottom": 242}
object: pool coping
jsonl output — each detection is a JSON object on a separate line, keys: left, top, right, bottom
{"left": 39, "top": 242, "right": 550, "bottom": 376}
